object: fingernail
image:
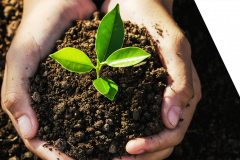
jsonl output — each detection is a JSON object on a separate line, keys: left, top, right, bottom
{"left": 168, "top": 106, "right": 182, "bottom": 127}
{"left": 126, "top": 139, "right": 146, "bottom": 154}
{"left": 17, "top": 115, "right": 32, "bottom": 138}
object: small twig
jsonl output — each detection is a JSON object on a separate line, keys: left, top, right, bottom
{"left": 0, "top": 136, "right": 18, "bottom": 144}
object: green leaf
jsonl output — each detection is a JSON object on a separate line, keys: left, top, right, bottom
{"left": 50, "top": 47, "right": 94, "bottom": 73}
{"left": 106, "top": 47, "right": 151, "bottom": 67}
{"left": 96, "top": 3, "right": 124, "bottom": 62}
{"left": 93, "top": 78, "right": 118, "bottom": 100}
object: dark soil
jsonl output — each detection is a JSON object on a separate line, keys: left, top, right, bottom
{"left": 0, "top": 0, "right": 240, "bottom": 160}
{"left": 29, "top": 14, "right": 168, "bottom": 160}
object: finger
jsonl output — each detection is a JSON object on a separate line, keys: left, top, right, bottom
{"left": 159, "top": 34, "right": 194, "bottom": 129}
{"left": 76, "top": 0, "right": 97, "bottom": 19}
{"left": 22, "top": 138, "right": 75, "bottom": 160}
{"left": 126, "top": 62, "right": 201, "bottom": 154}
{"left": 113, "top": 147, "right": 174, "bottom": 160}
{"left": 1, "top": 64, "right": 39, "bottom": 139}
{"left": 101, "top": 0, "right": 111, "bottom": 13}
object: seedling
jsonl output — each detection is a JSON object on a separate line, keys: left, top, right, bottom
{"left": 50, "top": 4, "right": 150, "bottom": 100}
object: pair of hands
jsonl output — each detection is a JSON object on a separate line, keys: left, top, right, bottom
{"left": 1, "top": 0, "right": 201, "bottom": 159}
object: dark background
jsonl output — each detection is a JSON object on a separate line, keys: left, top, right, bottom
{"left": 0, "top": 0, "right": 239, "bottom": 159}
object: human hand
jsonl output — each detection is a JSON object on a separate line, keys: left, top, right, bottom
{"left": 1, "top": 0, "right": 96, "bottom": 159}
{"left": 101, "top": 0, "right": 201, "bottom": 159}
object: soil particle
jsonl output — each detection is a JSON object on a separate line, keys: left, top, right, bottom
{"left": 53, "top": 115, "right": 58, "bottom": 120}
{"left": 43, "top": 125, "right": 50, "bottom": 133}
{"left": 74, "top": 124, "right": 82, "bottom": 129}
{"left": 4, "top": 6, "right": 15, "bottom": 18}
{"left": 154, "top": 95, "right": 162, "bottom": 104}
{"left": 94, "top": 120, "right": 104, "bottom": 129}
{"left": 108, "top": 143, "right": 117, "bottom": 154}
{"left": 9, "top": 156, "right": 19, "bottom": 160}
{"left": 54, "top": 138, "right": 67, "bottom": 151}
{"left": 95, "top": 131, "right": 102, "bottom": 136}
{"left": 42, "top": 71, "right": 48, "bottom": 77}
{"left": 61, "top": 81, "right": 69, "bottom": 89}
{"left": 21, "top": 151, "right": 33, "bottom": 159}
{"left": 106, "top": 119, "right": 114, "bottom": 125}
{"left": 31, "top": 92, "right": 41, "bottom": 103}
{"left": 34, "top": 75, "right": 41, "bottom": 84}
{"left": 6, "top": 20, "right": 20, "bottom": 37}
{"left": 53, "top": 103, "right": 65, "bottom": 114}
{"left": 133, "top": 110, "right": 140, "bottom": 121}
{"left": 74, "top": 131, "right": 85, "bottom": 142}
{"left": 102, "top": 124, "right": 110, "bottom": 132}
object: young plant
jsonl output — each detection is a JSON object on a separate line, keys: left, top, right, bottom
{"left": 50, "top": 4, "right": 150, "bottom": 100}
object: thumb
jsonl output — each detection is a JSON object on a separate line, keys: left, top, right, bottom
{"left": 0, "top": 18, "right": 45, "bottom": 139}
{"left": 159, "top": 35, "right": 194, "bottom": 129}
{"left": 1, "top": 65, "right": 39, "bottom": 139}
{"left": 1, "top": 21, "right": 44, "bottom": 139}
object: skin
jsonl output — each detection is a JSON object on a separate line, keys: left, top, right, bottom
{"left": 1, "top": 0, "right": 201, "bottom": 159}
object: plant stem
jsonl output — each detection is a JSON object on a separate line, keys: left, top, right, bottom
{"left": 96, "top": 59, "right": 102, "bottom": 79}
{"left": 97, "top": 68, "right": 100, "bottom": 79}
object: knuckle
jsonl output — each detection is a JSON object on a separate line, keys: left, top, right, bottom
{"left": 183, "top": 83, "right": 194, "bottom": 100}
{"left": 177, "top": 81, "right": 194, "bottom": 105}
{"left": 2, "top": 93, "right": 18, "bottom": 114}
{"left": 176, "top": 33, "right": 191, "bottom": 57}
{"left": 173, "top": 64, "right": 194, "bottom": 105}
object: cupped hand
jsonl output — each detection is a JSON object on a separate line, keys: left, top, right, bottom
{"left": 101, "top": 0, "right": 201, "bottom": 159}
{"left": 1, "top": 0, "right": 96, "bottom": 159}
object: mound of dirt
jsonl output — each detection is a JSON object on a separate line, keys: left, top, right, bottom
{"left": 29, "top": 15, "right": 167, "bottom": 160}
